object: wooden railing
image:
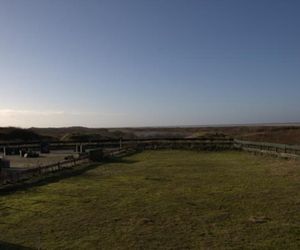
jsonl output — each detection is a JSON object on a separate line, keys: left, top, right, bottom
{"left": 0, "top": 156, "right": 90, "bottom": 186}
{"left": 124, "top": 138, "right": 234, "bottom": 151}
{"left": 234, "top": 139, "right": 300, "bottom": 158}
{"left": 0, "top": 137, "right": 234, "bottom": 153}
{"left": 0, "top": 147, "right": 137, "bottom": 186}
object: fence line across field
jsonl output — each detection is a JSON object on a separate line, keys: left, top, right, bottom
{"left": 0, "top": 137, "right": 234, "bottom": 154}
{"left": 234, "top": 139, "right": 300, "bottom": 154}
{"left": 0, "top": 156, "right": 90, "bottom": 185}
{"left": 1, "top": 138, "right": 300, "bottom": 187}
{"left": 0, "top": 147, "right": 136, "bottom": 186}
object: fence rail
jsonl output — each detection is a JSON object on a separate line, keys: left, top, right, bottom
{"left": 0, "top": 137, "right": 234, "bottom": 153}
{"left": 0, "top": 147, "right": 137, "bottom": 186}
{"left": 0, "top": 156, "right": 90, "bottom": 186}
{"left": 234, "top": 139, "right": 300, "bottom": 158}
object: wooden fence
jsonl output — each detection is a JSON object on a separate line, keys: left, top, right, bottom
{"left": 2, "top": 138, "right": 299, "bottom": 187}
{"left": 0, "top": 137, "right": 234, "bottom": 154}
{"left": 0, "top": 147, "right": 137, "bottom": 186}
{"left": 125, "top": 138, "right": 234, "bottom": 151}
{"left": 234, "top": 139, "right": 300, "bottom": 159}
{"left": 0, "top": 156, "right": 90, "bottom": 186}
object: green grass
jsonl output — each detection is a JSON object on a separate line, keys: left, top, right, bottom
{"left": 1, "top": 150, "right": 300, "bottom": 249}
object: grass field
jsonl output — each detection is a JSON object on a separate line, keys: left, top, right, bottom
{"left": 1, "top": 150, "right": 300, "bottom": 249}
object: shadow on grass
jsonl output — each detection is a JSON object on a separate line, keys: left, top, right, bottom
{"left": 0, "top": 241, "right": 33, "bottom": 250}
{"left": 0, "top": 156, "right": 140, "bottom": 196}
{"left": 105, "top": 157, "right": 139, "bottom": 164}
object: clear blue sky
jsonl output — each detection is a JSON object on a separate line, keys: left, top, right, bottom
{"left": 0, "top": 0, "right": 299, "bottom": 127}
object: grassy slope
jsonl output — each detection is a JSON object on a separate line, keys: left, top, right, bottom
{"left": 0, "top": 151, "right": 300, "bottom": 249}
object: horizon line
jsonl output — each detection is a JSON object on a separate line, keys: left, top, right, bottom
{"left": 1, "top": 121, "right": 300, "bottom": 130}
